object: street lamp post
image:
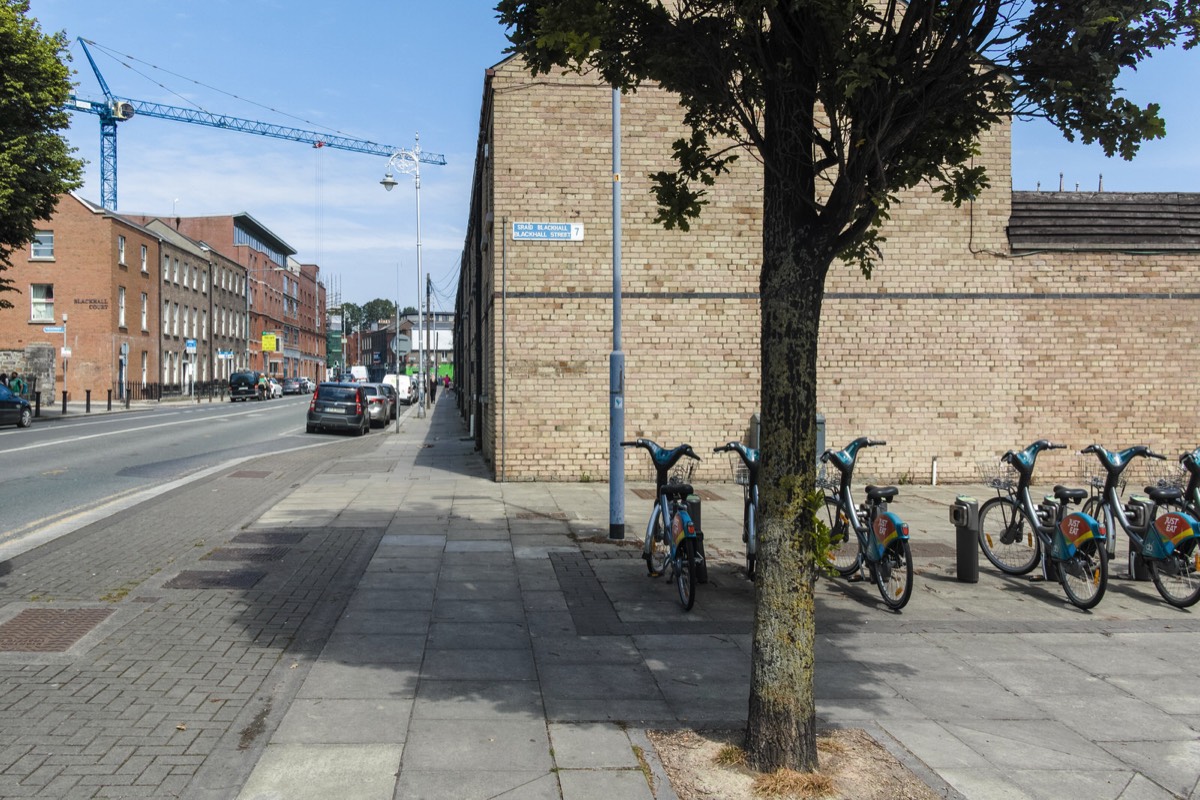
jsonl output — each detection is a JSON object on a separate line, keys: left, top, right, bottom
{"left": 381, "top": 134, "right": 426, "bottom": 419}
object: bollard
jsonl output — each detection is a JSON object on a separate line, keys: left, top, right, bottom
{"left": 61, "top": 391, "right": 67, "bottom": 414}
{"left": 107, "top": 389, "right": 112, "bottom": 411}
{"left": 950, "top": 496, "right": 979, "bottom": 583}
{"left": 85, "top": 389, "right": 91, "bottom": 413}
{"left": 34, "top": 391, "right": 41, "bottom": 417}
{"left": 125, "top": 390, "right": 131, "bottom": 409}
{"left": 686, "top": 494, "right": 708, "bottom": 584}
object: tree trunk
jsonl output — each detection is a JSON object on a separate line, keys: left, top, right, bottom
{"left": 744, "top": 84, "right": 835, "bottom": 772}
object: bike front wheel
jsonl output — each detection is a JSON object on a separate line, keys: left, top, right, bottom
{"left": 676, "top": 537, "right": 697, "bottom": 611}
{"left": 978, "top": 496, "right": 1040, "bottom": 575}
{"left": 1148, "top": 537, "right": 1200, "bottom": 608}
{"left": 822, "top": 496, "right": 861, "bottom": 576}
{"left": 1058, "top": 537, "right": 1108, "bottom": 610}
{"left": 873, "top": 539, "right": 913, "bottom": 610}
{"left": 644, "top": 504, "right": 671, "bottom": 577}
{"left": 745, "top": 499, "right": 757, "bottom": 580}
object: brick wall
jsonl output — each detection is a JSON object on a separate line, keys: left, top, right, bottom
{"left": 463, "top": 61, "right": 1200, "bottom": 484}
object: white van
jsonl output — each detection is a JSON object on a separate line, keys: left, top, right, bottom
{"left": 348, "top": 365, "right": 369, "bottom": 383}
{"left": 383, "top": 373, "right": 415, "bottom": 405}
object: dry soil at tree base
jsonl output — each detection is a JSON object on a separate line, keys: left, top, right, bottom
{"left": 647, "top": 727, "right": 942, "bottom": 800}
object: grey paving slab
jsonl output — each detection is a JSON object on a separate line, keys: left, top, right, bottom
{"left": 426, "top": 621, "right": 530, "bottom": 650}
{"left": 319, "top": 633, "right": 426, "bottom": 665}
{"left": 271, "top": 698, "right": 412, "bottom": 744}
{"left": 412, "top": 679, "right": 545, "bottom": 720}
{"left": 531, "top": 635, "right": 643, "bottom": 665}
{"left": 557, "top": 768, "right": 656, "bottom": 800}
{"left": 445, "top": 540, "right": 513, "bottom": 553}
{"left": 548, "top": 722, "right": 640, "bottom": 769}
{"left": 1098, "top": 739, "right": 1200, "bottom": 798}
{"left": 420, "top": 647, "right": 538, "bottom": 681}
{"left": 296, "top": 662, "right": 419, "bottom": 700}
{"left": 236, "top": 744, "right": 402, "bottom": 800}
{"left": 433, "top": 598, "right": 526, "bottom": 623}
{"left": 946, "top": 719, "right": 1126, "bottom": 770}
{"left": 335, "top": 607, "right": 431, "bottom": 635}
{"left": 400, "top": 718, "right": 553, "bottom": 772}
{"left": 436, "top": 579, "right": 523, "bottom": 601}
{"left": 392, "top": 770, "right": 560, "bottom": 799}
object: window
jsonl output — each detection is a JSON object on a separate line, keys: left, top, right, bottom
{"left": 118, "top": 235, "right": 126, "bottom": 265}
{"left": 118, "top": 286, "right": 126, "bottom": 328}
{"left": 173, "top": 258, "right": 180, "bottom": 284}
{"left": 201, "top": 310, "right": 208, "bottom": 340}
{"left": 172, "top": 302, "right": 179, "bottom": 336}
{"left": 140, "top": 245, "right": 148, "bottom": 273}
{"left": 202, "top": 270, "right": 208, "bottom": 294}
{"left": 141, "top": 292, "right": 148, "bottom": 331}
{"left": 183, "top": 263, "right": 190, "bottom": 288}
{"left": 141, "top": 351, "right": 147, "bottom": 383}
{"left": 31, "top": 231, "right": 54, "bottom": 259}
{"left": 30, "top": 284, "right": 54, "bottom": 322}
{"left": 163, "top": 255, "right": 170, "bottom": 281}
{"left": 163, "top": 300, "right": 170, "bottom": 334}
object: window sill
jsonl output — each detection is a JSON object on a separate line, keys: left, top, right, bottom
{"left": 29, "top": 257, "right": 55, "bottom": 263}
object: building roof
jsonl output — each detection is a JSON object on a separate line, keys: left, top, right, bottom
{"left": 1009, "top": 191, "right": 1200, "bottom": 252}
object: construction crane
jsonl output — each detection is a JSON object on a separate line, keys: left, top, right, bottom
{"left": 66, "top": 37, "right": 446, "bottom": 210}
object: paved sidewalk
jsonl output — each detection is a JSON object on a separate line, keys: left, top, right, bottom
{"left": 221, "top": 397, "right": 1200, "bottom": 800}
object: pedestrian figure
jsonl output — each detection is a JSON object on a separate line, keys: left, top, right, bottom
{"left": 0, "top": 373, "right": 8, "bottom": 388}
{"left": 10, "top": 372, "right": 25, "bottom": 396}
{"left": 428, "top": 375, "right": 437, "bottom": 402}
{"left": 443, "top": 375, "right": 450, "bottom": 392}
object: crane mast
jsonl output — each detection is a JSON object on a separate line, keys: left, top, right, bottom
{"left": 66, "top": 38, "right": 445, "bottom": 210}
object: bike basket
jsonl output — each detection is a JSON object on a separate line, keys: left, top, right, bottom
{"left": 1076, "top": 455, "right": 1120, "bottom": 493}
{"left": 1144, "top": 459, "right": 1186, "bottom": 492}
{"left": 668, "top": 461, "right": 695, "bottom": 485}
{"left": 730, "top": 456, "right": 750, "bottom": 486}
{"left": 815, "top": 464, "right": 839, "bottom": 491}
{"left": 977, "top": 460, "right": 1017, "bottom": 490}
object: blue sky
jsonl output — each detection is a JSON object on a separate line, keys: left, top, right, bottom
{"left": 28, "top": 1, "right": 1200, "bottom": 312}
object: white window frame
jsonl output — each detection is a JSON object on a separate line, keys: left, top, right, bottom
{"left": 31, "top": 231, "right": 54, "bottom": 259}
{"left": 118, "top": 286, "right": 126, "bottom": 328}
{"left": 141, "top": 292, "right": 148, "bottom": 331}
{"left": 140, "top": 245, "right": 148, "bottom": 273}
{"left": 118, "top": 235, "right": 126, "bottom": 265}
{"left": 30, "top": 284, "right": 54, "bottom": 322}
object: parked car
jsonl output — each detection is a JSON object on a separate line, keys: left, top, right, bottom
{"left": 282, "top": 378, "right": 303, "bottom": 395}
{"left": 299, "top": 377, "right": 315, "bottom": 393}
{"left": 0, "top": 384, "right": 33, "bottom": 428}
{"left": 306, "top": 382, "right": 369, "bottom": 435}
{"left": 359, "top": 383, "right": 390, "bottom": 428}
{"left": 268, "top": 378, "right": 283, "bottom": 398}
{"left": 377, "top": 382, "right": 399, "bottom": 420}
{"left": 229, "top": 370, "right": 266, "bottom": 401}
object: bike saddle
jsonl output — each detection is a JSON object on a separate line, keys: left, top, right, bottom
{"left": 1145, "top": 485, "right": 1183, "bottom": 504}
{"left": 865, "top": 485, "right": 898, "bottom": 502}
{"left": 1052, "top": 486, "right": 1087, "bottom": 504}
{"left": 658, "top": 483, "right": 693, "bottom": 501}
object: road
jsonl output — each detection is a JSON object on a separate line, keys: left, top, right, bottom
{"left": 0, "top": 395, "right": 336, "bottom": 559}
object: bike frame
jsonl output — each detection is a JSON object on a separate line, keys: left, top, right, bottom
{"left": 1084, "top": 445, "right": 1158, "bottom": 557}
{"left": 622, "top": 438, "right": 701, "bottom": 566}
{"left": 824, "top": 438, "right": 905, "bottom": 564}
{"left": 997, "top": 441, "right": 1067, "bottom": 574}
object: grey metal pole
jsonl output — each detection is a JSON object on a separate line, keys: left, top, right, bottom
{"left": 414, "top": 136, "right": 426, "bottom": 419}
{"left": 609, "top": 88, "right": 625, "bottom": 540}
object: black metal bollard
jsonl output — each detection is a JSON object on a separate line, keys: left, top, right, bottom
{"left": 686, "top": 494, "right": 708, "bottom": 584}
{"left": 85, "top": 389, "right": 91, "bottom": 413}
{"left": 950, "top": 496, "right": 980, "bottom": 582}
{"left": 61, "top": 391, "right": 67, "bottom": 415}
{"left": 34, "top": 391, "right": 41, "bottom": 418}
{"left": 107, "top": 389, "right": 112, "bottom": 411}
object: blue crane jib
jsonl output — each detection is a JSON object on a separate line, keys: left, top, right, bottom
{"left": 67, "top": 38, "right": 445, "bottom": 210}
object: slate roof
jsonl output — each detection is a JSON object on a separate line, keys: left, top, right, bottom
{"left": 1008, "top": 191, "right": 1200, "bottom": 252}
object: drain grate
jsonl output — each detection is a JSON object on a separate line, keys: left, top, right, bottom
{"left": 0, "top": 608, "right": 114, "bottom": 653}
{"left": 164, "top": 570, "right": 266, "bottom": 590}
{"left": 229, "top": 470, "right": 271, "bottom": 479}
{"left": 203, "top": 547, "right": 289, "bottom": 562}
{"left": 232, "top": 532, "right": 306, "bottom": 546}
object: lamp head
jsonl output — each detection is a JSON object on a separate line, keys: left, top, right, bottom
{"left": 380, "top": 173, "right": 398, "bottom": 192}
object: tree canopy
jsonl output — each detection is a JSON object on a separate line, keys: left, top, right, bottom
{"left": 0, "top": 0, "right": 84, "bottom": 308}
{"left": 498, "top": 0, "right": 1196, "bottom": 775}
{"left": 362, "top": 298, "right": 397, "bottom": 325}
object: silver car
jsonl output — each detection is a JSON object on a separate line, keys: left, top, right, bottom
{"left": 359, "top": 383, "right": 390, "bottom": 428}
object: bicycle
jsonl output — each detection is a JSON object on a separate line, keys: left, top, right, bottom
{"left": 621, "top": 438, "right": 703, "bottom": 611}
{"left": 1078, "top": 444, "right": 1200, "bottom": 608}
{"left": 818, "top": 437, "right": 913, "bottom": 610}
{"left": 977, "top": 440, "right": 1108, "bottom": 610}
{"left": 714, "top": 440, "right": 760, "bottom": 580}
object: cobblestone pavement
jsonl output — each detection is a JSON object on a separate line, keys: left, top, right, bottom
{"left": 0, "top": 437, "right": 379, "bottom": 799}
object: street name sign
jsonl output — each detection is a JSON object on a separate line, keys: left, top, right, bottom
{"left": 512, "top": 222, "right": 585, "bottom": 241}
{"left": 42, "top": 325, "right": 65, "bottom": 333}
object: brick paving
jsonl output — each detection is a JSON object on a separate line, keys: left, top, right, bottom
{"left": 0, "top": 437, "right": 380, "bottom": 799}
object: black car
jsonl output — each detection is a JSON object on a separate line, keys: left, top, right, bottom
{"left": 0, "top": 385, "right": 32, "bottom": 428}
{"left": 229, "top": 370, "right": 265, "bottom": 401}
{"left": 306, "top": 382, "right": 369, "bottom": 435}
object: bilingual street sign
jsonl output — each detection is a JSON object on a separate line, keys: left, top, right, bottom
{"left": 43, "top": 325, "right": 65, "bottom": 334}
{"left": 512, "top": 222, "right": 585, "bottom": 241}
{"left": 185, "top": 338, "right": 197, "bottom": 354}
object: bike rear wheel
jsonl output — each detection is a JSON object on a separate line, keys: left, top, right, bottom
{"left": 1148, "top": 537, "right": 1200, "bottom": 608}
{"left": 676, "top": 537, "right": 697, "bottom": 611}
{"left": 873, "top": 539, "right": 913, "bottom": 610}
{"left": 822, "top": 496, "right": 861, "bottom": 576}
{"left": 979, "top": 496, "right": 1040, "bottom": 575}
{"left": 1058, "top": 537, "right": 1108, "bottom": 610}
{"left": 644, "top": 504, "right": 671, "bottom": 577}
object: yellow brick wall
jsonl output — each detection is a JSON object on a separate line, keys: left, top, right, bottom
{"left": 469, "top": 58, "right": 1200, "bottom": 485}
